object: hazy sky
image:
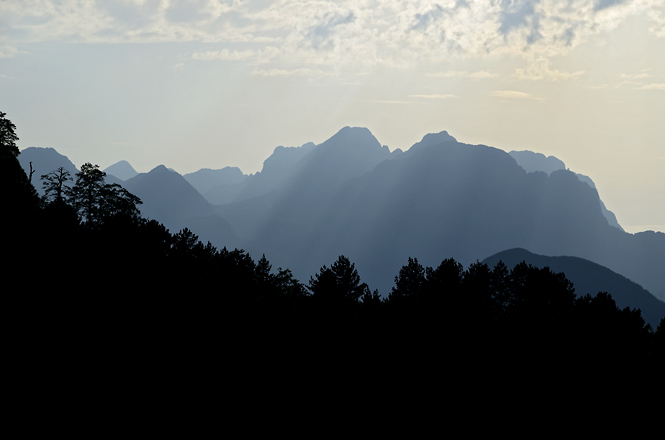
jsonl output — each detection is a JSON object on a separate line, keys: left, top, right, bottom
{"left": 1, "top": 0, "right": 664, "bottom": 232}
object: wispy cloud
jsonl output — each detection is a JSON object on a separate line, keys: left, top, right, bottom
{"left": 0, "top": 45, "right": 24, "bottom": 58}
{"left": 408, "top": 94, "right": 457, "bottom": 99}
{"left": 192, "top": 49, "right": 256, "bottom": 61}
{"left": 250, "top": 68, "right": 327, "bottom": 77}
{"left": 637, "top": 83, "right": 665, "bottom": 90}
{"left": 619, "top": 72, "right": 651, "bottom": 80}
{"left": 515, "top": 57, "right": 584, "bottom": 81}
{"left": 491, "top": 90, "right": 543, "bottom": 100}
{"left": 426, "top": 70, "right": 498, "bottom": 79}
{"left": 367, "top": 100, "right": 417, "bottom": 104}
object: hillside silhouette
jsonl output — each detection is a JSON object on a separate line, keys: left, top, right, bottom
{"left": 4, "top": 110, "right": 664, "bottom": 430}
{"left": 18, "top": 124, "right": 665, "bottom": 313}
{"left": 509, "top": 150, "right": 623, "bottom": 230}
{"left": 104, "top": 160, "right": 138, "bottom": 181}
{"left": 211, "top": 128, "right": 663, "bottom": 298}
{"left": 483, "top": 248, "right": 664, "bottom": 327}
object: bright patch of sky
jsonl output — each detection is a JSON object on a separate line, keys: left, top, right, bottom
{"left": 1, "top": 0, "right": 664, "bottom": 232}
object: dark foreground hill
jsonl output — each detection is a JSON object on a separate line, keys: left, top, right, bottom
{"left": 483, "top": 248, "right": 665, "bottom": 328}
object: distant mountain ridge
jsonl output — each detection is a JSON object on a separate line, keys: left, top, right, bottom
{"left": 482, "top": 248, "right": 664, "bottom": 327}
{"left": 104, "top": 160, "right": 138, "bottom": 181}
{"left": 21, "top": 129, "right": 665, "bottom": 317}
{"left": 211, "top": 127, "right": 663, "bottom": 299}
{"left": 508, "top": 150, "right": 623, "bottom": 231}
{"left": 18, "top": 147, "right": 78, "bottom": 196}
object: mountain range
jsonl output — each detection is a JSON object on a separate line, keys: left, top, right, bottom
{"left": 20, "top": 127, "right": 665, "bottom": 317}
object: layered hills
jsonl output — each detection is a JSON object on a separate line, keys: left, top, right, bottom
{"left": 212, "top": 127, "right": 664, "bottom": 300}
{"left": 21, "top": 127, "right": 665, "bottom": 315}
{"left": 483, "top": 248, "right": 665, "bottom": 327}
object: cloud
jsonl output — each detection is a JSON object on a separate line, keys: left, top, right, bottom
{"left": 619, "top": 72, "right": 651, "bottom": 80}
{"left": 515, "top": 57, "right": 584, "bottom": 81}
{"left": 367, "top": 100, "right": 418, "bottom": 104}
{"left": 491, "top": 90, "right": 543, "bottom": 100}
{"left": 192, "top": 49, "right": 256, "bottom": 61}
{"left": 2, "top": 0, "right": 664, "bottom": 69}
{"left": 594, "top": 0, "right": 628, "bottom": 12}
{"left": 637, "top": 83, "right": 665, "bottom": 90}
{"left": 426, "top": 70, "right": 498, "bottom": 79}
{"left": 0, "top": 46, "right": 23, "bottom": 58}
{"left": 250, "top": 68, "right": 327, "bottom": 77}
{"left": 409, "top": 94, "right": 457, "bottom": 99}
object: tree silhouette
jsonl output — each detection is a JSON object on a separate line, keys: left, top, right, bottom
{"left": 0, "top": 111, "right": 39, "bottom": 216}
{"left": 309, "top": 255, "right": 369, "bottom": 304}
{"left": 68, "top": 162, "right": 142, "bottom": 225}
{"left": 0, "top": 111, "right": 20, "bottom": 158}
{"left": 69, "top": 163, "right": 106, "bottom": 224}
{"left": 41, "top": 167, "right": 73, "bottom": 205}
{"left": 389, "top": 257, "right": 426, "bottom": 302}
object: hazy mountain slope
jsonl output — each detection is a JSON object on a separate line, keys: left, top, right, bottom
{"left": 214, "top": 126, "right": 394, "bottom": 246}
{"left": 215, "top": 130, "right": 663, "bottom": 298}
{"left": 104, "top": 160, "right": 138, "bottom": 181}
{"left": 574, "top": 173, "right": 623, "bottom": 231}
{"left": 123, "top": 165, "right": 213, "bottom": 225}
{"left": 226, "top": 141, "right": 317, "bottom": 203}
{"left": 509, "top": 150, "right": 622, "bottom": 230}
{"left": 183, "top": 167, "right": 247, "bottom": 195}
{"left": 226, "top": 127, "right": 391, "bottom": 205}
{"left": 121, "top": 165, "right": 246, "bottom": 251}
{"left": 482, "top": 248, "right": 665, "bottom": 328}
{"left": 19, "top": 147, "right": 78, "bottom": 196}
{"left": 509, "top": 150, "right": 565, "bottom": 175}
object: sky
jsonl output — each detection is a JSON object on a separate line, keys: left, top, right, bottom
{"left": 1, "top": 0, "right": 664, "bottom": 233}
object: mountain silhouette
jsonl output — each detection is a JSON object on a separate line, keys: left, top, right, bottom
{"left": 24, "top": 129, "right": 664, "bottom": 313}
{"left": 213, "top": 129, "right": 663, "bottom": 298}
{"left": 509, "top": 150, "right": 623, "bottom": 230}
{"left": 123, "top": 165, "right": 213, "bottom": 224}
{"left": 121, "top": 165, "right": 248, "bottom": 253}
{"left": 183, "top": 167, "right": 247, "bottom": 198}
{"left": 104, "top": 160, "right": 138, "bottom": 181}
{"left": 19, "top": 147, "right": 78, "bottom": 195}
{"left": 509, "top": 150, "right": 566, "bottom": 175}
{"left": 482, "top": 248, "right": 664, "bottom": 327}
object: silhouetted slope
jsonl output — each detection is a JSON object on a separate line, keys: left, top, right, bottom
{"left": 509, "top": 150, "right": 566, "bottom": 175}
{"left": 227, "top": 141, "right": 317, "bottom": 203}
{"left": 509, "top": 149, "right": 622, "bottom": 230}
{"left": 224, "top": 127, "right": 391, "bottom": 205}
{"left": 215, "top": 126, "right": 393, "bottom": 247}
{"left": 575, "top": 173, "right": 623, "bottom": 231}
{"left": 123, "top": 165, "right": 213, "bottom": 224}
{"left": 184, "top": 167, "right": 247, "bottom": 197}
{"left": 215, "top": 130, "right": 663, "bottom": 297}
{"left": 122, "top": 165, "right": 247, "bottom": 251}
{"left": 317, "top": 139, "right": 611, "bottom": 294}
{"left": 19, "top": 147, "right": 78, "bottom": 196}
{"left": 482, "top": 248, "right": 665, "bottom": 328}
{"left": 104, "top": 160, "right": 138, "bottom": 181}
